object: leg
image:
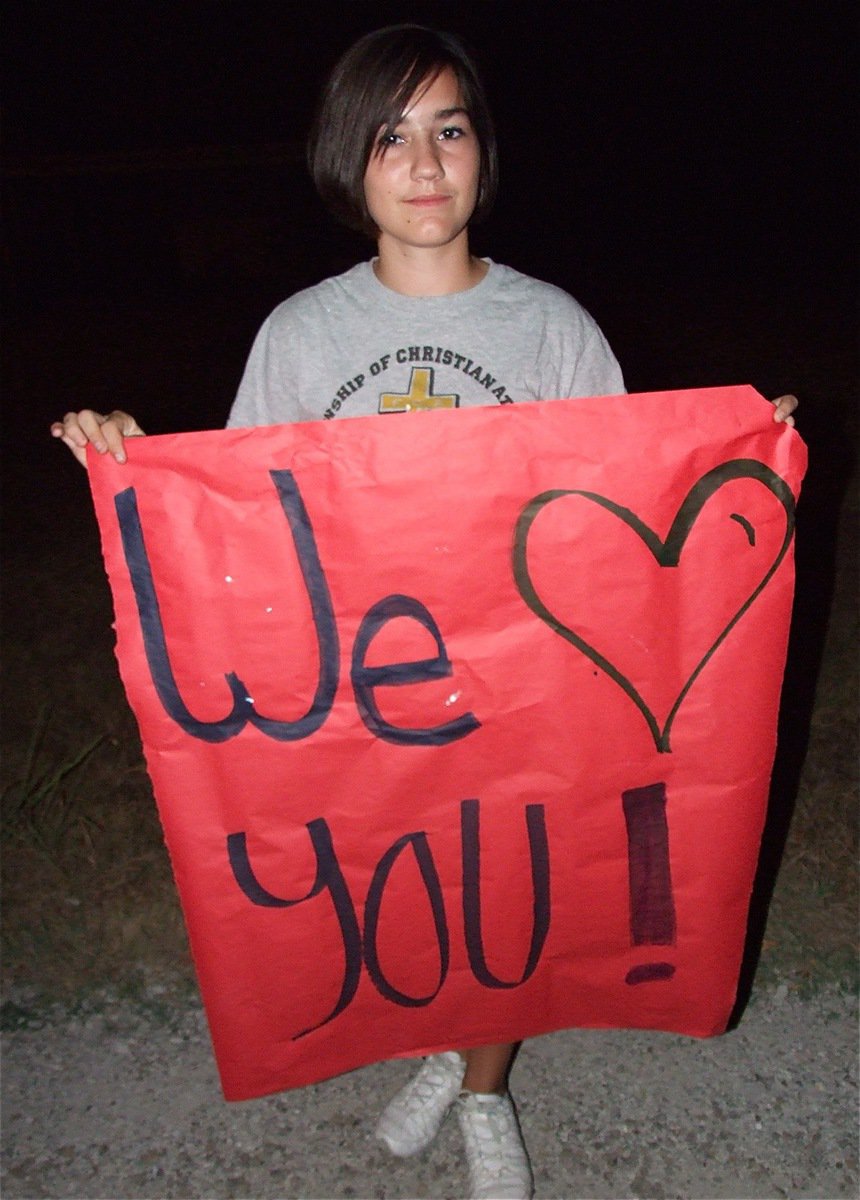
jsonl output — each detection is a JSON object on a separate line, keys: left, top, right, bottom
{"left": 461, "top": 1041, "right": 515, "bottom": 1094}
{"left": 375, "top": 1040, "right": 532, "bottom": 1197}
{"left": 373, "top": 1040, "right": 515, "bottom": 1157}
{"left": 457, "top": 1042, "right": 532, "bottom": 1198}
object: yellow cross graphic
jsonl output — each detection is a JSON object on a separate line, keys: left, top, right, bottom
{"left": 379, "top": 367, "right": 459, "bottom": 413}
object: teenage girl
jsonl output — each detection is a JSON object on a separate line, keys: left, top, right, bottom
{"left": 51, "top": 25, "right": 797, "bottom": 1200}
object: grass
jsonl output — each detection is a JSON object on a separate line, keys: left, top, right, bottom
{"left": 2, "top": 704, "right": 106, "bottom": 859}
{"left": 1, "top": 555, "right": 194, "bottom": 1001}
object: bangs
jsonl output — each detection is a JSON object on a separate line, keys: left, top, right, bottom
{"left": 374, "top": 63, "right": 447, "bottom": 142}
{"left": 363, "top": 56, "right": 452, "bottom": 164}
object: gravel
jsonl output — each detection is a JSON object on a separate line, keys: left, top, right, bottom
{"left": 1, "top": 982, "right": 857, "bottom": 1199}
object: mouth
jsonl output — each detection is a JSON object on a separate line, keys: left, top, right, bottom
{"left": 406, "top": 194, "right": 452, "bottom": 207}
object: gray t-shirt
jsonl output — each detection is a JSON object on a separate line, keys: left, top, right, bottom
{"left": 227, "top": 260, "right": 625, "bottom": 427}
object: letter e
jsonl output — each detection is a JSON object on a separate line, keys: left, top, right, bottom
{"left": 351, "top": 595, "right": 480, "bottom": 746}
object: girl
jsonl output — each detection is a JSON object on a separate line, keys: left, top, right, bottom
{"left": 51, "top": 25, "right": 797, "bottom": 1200}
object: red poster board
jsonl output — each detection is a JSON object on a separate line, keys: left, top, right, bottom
{"left": 87, "top": 386, "right": 806, "bottom": 1101}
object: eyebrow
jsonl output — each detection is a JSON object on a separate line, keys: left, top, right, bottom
{"left": 397, "top": 105, "right": 471, "bottom": 126}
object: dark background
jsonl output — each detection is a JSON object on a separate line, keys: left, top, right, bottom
{"left": 3, "top": 0, "right": 856, "bottom": 634}
{"left": 0, "top": 0, "right": 856, "bottom": 1006}
{"left": 4, "top": 0, "right": 856, "bottom": 660}
{"left": 4, "top": 1, "right": 855, "bottom": 398}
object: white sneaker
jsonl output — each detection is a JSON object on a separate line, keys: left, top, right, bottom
{"left": 374, "top": 1051, "right": 466, "bottom": 1157}
{"left": 456, "top": 1091, "right": 534, "bottom": 1200}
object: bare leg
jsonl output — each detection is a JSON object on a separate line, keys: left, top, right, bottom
{"left": 461, "top": 1042, "right": 516, "bottom": 1094}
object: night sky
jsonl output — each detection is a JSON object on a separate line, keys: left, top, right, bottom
{"left": 2, "top": 2, "right": 856, "bottom": 464}
{"left": 5, "top": 2, "right": 853, "bottom": 290}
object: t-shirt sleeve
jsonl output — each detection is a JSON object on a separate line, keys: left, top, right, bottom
{"left": 226, "top": 310, "right": 302, "bottom": 429}
{"left": 570, "top": 322, "right": 626, "bottom": 398}
{"left": 536, "top": 290, "right": 626, "bottom": 400}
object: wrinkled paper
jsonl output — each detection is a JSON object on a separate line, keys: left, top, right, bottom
{"left": 87, "top": 386, "right": 807, "bottom": 1100}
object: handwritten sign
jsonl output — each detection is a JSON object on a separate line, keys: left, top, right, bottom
{"left": 87, "top": 386, "right": 806, "bottom": 1101}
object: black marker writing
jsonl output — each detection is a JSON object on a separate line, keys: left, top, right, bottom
{"left": 227, "top": 798, "right": 550, "bottom": 1037}
{"left": 115, "top": 470, "right": 478, "bottom": 747}
{"left": 622, "top": 782, "right": 676, "bottom": 985}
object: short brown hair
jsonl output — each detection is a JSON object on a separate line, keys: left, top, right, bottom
{"left": 307, "top": 25, "right": 498, "bottom": 238}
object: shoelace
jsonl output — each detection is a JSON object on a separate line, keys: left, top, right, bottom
{"left": 408, "top": 1058, "right": 461, "bottom": 1105}
{"left": 462, "top": 1100, "right": 524, "bottom": 1181}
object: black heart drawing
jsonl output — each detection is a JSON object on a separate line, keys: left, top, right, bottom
{"left": 512, "top": 458, "right": 796, "bottom": 753}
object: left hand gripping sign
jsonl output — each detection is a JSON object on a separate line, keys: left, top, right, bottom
{"left": 87, "top": 386, "right": 806, "bottom": 1101}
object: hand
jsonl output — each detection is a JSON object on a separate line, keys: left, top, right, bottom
{"left": 770, "top": 394, "right": 797, "bottom": 427}
{"left": 50, "top": 409, "right": 145, "bottom": 468}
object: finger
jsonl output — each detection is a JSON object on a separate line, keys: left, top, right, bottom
{"left": 95, "top": 418, "right": 130, "bottom": 463}
{"left": 54, "top": 411, "right": 93, "bottom": 449}
{"left": 103, "top": 410, "right": 146, "bottom": 460}
{"left": 771, "top": 394, "right": 798, "bottom": 423}
{"left": 74, "top": 409, "right": 133, "bottom": 461}
{"left": 75, "top": 409, "right": 112, "bottom": 452}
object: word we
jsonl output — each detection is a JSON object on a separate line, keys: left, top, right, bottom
{"left": 114, "top": 470, "right": 480, "bottom": 747}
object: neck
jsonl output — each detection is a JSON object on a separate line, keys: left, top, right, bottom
{"left": 372, "top": 234, "right": 487, "bottom": 296}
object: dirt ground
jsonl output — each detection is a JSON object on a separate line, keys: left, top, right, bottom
{"left": 1, "top": 984, "right": 856, "bottom": 1199}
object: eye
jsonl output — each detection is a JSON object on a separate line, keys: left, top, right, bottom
{"left": 377, "top": 130, "right": 405, "bottom": 149}
{"left": 439, "top": 125, "right": 466, "bottom": 140}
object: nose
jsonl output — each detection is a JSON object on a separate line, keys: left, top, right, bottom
{"left": 410, "top": 135, "right": 444, "bottom": 181}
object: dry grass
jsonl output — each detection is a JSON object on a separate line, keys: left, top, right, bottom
{"left": 1, "top": 551, "right": 194, "bottom": 1001}
{"left": 757, "top": 492, "right": 858, "bottom": 991}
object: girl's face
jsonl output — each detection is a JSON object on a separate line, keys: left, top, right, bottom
{"left": 363, "top": 67, "right": 480, "bottom": 257}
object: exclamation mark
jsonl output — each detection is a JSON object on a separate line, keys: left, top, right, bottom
{"left": 622, "top": 782, "right": 676, "bottom": 985}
